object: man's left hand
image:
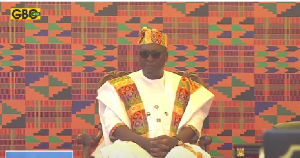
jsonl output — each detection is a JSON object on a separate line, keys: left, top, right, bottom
{"left": 149, "top": 135, "right": 178, "bottom": 157}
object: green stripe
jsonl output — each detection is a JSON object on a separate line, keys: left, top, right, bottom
{"left": 239, "top": 102, "right": 244, "bottom": 129}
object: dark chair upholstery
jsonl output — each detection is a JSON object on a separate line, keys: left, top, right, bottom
{"left": 76, "top": 70, "right": 212, "bottom": 158}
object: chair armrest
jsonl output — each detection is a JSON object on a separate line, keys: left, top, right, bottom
{"left": 76, "top": 134, "right": 97, "bottom": 146}
{"left": 198, "top": 134, "right": 212, "bottom": 151}
{"left": 76, "top": 125, "right": 103, "bottom": 158}
{"left": 76, "top": 134, "right": 95, "bottom": 158}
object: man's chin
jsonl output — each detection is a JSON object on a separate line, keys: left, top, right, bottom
{"left": 142, "top": 69, "right": 164, "bottom": 80}
{"left": 143, "top": 67, "right": 155, "bottom": 73}
{"left": 142, "top": 70, "right": 154, "bottom": 75}
{"left": 142, "top": 69, "right": 156, "bottom": 77}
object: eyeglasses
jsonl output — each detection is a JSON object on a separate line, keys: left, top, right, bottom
{"left": 139, "top": 50, "right": 162, "bottom": 59}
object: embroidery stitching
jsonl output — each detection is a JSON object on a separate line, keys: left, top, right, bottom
{"left": 109, "top": 123, "right": 126, "bottom": 137}
{"left": 109, "top": 76, "right": 149, "bottom": 137}
{"left": 182, "top": 144, "right": 203, "bottom": 158}
{"left": 169, "top": 77, "right": 202, "bottom": 157}
{"left": 169, "top": 77, "right": 201, "bottom": 137}
{"left": 99, "top": 137, "right": 104, "bottom": 145}
{"left": 185, "top": 124, "right": 200, "bottom": 137}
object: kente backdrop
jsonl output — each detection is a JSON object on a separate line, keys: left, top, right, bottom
{"left": 0, "top": 2, "right": 300, "bottom": 158}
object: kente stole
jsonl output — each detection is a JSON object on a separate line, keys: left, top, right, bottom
{"left": 108, "top": 75, "right": 201, "bottom": 137}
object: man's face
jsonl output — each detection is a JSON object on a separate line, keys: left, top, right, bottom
{"left": 139, "top": 43, "right": 168, "bottom": 78}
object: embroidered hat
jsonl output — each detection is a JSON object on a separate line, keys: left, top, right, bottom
{"left": 138, "top": 27, "right": 168, "bottom": 48}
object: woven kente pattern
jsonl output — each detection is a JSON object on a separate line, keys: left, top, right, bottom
{"left": 0, "top": 2, "right": 300, "bottom": 158}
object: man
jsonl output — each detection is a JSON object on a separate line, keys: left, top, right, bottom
{"left": 92, "top": 27, "right": 214, "bottom": 158}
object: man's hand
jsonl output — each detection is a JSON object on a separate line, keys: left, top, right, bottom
{"left": 151, "top": 135, "right": 178, "bottom": 149}
{"left": 149, "top": 135, "right": 178, "bottom": 157}
{"left": 149, "top": 140, "right": 169, "bottom": 158}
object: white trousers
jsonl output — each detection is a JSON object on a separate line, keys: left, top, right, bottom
{"left": 92, "top": 140, "right": 211, "bottom": 158}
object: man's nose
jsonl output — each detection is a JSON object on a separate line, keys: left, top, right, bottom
{"left": 146, "top": 54, "right": 154, "bottom": 61}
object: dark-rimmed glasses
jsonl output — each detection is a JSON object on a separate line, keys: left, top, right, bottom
{"left": 139, "top": 50, "right": 162, "bottom": 59}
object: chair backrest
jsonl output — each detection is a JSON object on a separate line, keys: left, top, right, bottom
{"left": 95, "top": 70, "right": 204, "bottom": 108}
{"left": 97, "top": 71, "right": 132, "bottom": 88}
{"left": 173, "top": 70, "right": 204, "bottom": 85}
{"left": 97, "top": 70, "right": 204, "bottom": 89}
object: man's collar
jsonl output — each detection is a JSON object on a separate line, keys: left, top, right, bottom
{"left": 140, "top": 70, "right": 165, "bottom": 87}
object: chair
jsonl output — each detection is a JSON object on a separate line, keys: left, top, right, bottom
{"left": 258, "top": 121, "right": 300, "bottom": 158}
{"left": 76, "top": 70, "right": 213, "bottom": 158}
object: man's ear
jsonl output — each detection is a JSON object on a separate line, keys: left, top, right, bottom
{"left": 165, "top": 52, "right": 168, "bottom": 63}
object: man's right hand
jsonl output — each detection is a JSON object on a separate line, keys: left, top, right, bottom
{"left": 148, "top": 137, "right": 172, "bottom": 158}
{"left": 111, "top": 126, "right": 170, "bottom": 157}
{"left": 141, "top": 138, "right": 154, "bottom": 153}
{"left": 149, "top": 143, "right": 170, "bottom": 158}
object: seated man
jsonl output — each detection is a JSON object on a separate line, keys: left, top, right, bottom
{"left": 93, "top": 27, "right": 215, "bottom": 158}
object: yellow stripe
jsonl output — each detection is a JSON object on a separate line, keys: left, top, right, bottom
{"left": 182, "top": 144, "right": 203, "bottom": 158}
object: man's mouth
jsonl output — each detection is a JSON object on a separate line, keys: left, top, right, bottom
{"left": 146, "top": 65, "right": 155, "bottom": 67}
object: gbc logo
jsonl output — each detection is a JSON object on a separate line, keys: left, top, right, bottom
{"left": 11, "top": 8, "right": 41, "bottom": 20}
